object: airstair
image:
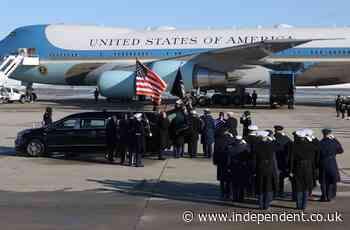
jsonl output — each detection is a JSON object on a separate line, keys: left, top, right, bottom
{"left": 0, "top": 53, "right": 39, "bottom": 86}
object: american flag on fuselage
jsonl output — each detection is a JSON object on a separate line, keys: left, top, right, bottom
{"left": 135, "top": 59, "right": 167, "bottom": 105}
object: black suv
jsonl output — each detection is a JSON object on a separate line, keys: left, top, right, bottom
{"left": 15, "top": 111, "right": 161, "bottom": 157}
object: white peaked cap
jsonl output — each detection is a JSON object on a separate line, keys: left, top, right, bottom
{"left": 295, "top": 129, "right": 306, "bottom": 138}
{"left": 303, "top": 128, "right": 314, "bottom": 136}
{"left": 134, "top": 113, "right": 142, "bottom": 119}
{"left": 256, "top": 131, "right": 269, "bottom": 137}
{"left": 248, "top": 125, "right": 259, "bottom": 131}
{"left": 235, "top": 135, "right": 243, "bottom": 140}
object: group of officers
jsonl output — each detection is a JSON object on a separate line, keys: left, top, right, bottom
{"left": 101, "top": 104, "right": 345, "bottom": 210}
{"left": 335, "top": 95, "right": 350, "bottom": 119}
{"left": 213, "top": 118, "right": 344, "bottom": 210}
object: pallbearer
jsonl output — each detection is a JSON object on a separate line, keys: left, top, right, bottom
{"left": 319, "top": 129, "right": 344, "bottom": 202}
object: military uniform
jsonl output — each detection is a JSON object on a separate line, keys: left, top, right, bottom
{"left": 244, "top": 127, "right": 259, "bottom": 196}
{"left": 213, "top": 128, "right": 233, "bottom": 198}
{"left": 274, "top": 126, "right": 292, "bottom": 196}
{"left": 319, "top": 130, "right": 344, "bottom": 202}
{"left": 118, "top": 115, "right": 129, "bottom": 164}
{"left": 201, "top": 111, "right": 215, "bottom": 158}
{"left": 240, "top": 112, "right": 252, "bottom": 138}
{"left": 254, "top": 132, "right": 277, "bottom": 210}
{"left": 335, "top": 96, "right": 341, "bottom": 117}
{"left": 129, "top": 114, "right": 145, "bottom": 167}
{"left": 227, "top": 137, "right": 250, "bottom": 202}
{"left": 290, "top": 131, "right": 317, "bottom": 209}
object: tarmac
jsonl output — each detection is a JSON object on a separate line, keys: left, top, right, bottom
{"left": 0, "top": 95, "right": 349, "bottom": 229}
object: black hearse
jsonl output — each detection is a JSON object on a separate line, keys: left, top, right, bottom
{"left": 15, "top": 111, "right": 165, "bottom": 157}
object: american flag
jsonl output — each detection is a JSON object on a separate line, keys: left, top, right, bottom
{"left": 135, "top": 60, "right": 167, "bottom": 105}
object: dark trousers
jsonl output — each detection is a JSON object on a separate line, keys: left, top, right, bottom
{"left": 129, "top": 136, "right": 144, "bottom": 167}
{"left": 258, "top": 192, "right": 273, "bottom": 210}
{"left": 296, "top": 191, "right": 308, "bottom": 209}
{"left": 336, "top": 109, "right": 340, "bottom": 117}
{"left": 119, "top": 143, "right": 128, "bottom": 164}
{"left": 278, "top": 172, "right": 290, "bottom": 195}
{"left": 320, "top": 181, "right": 337, "bottom": 201}
{"left": 174, "top": 145, "right": 184, "bottom": 158}
{"left": 203, "top": 143, "right": 213, "bottom": 158}
{"left": 188, "top": 138, "right": 198, "bottom": 157}
{"left": 252, "top": 99, "right": 257, "bottom": 107}
{"left": 220, "top": 180, "right": 231, "bottom": 198}
{"left": 107, "top": 142, "right": 116, "bottom": 161}
{"left": 232, "top": 184, "right": 245, "bottom": 202}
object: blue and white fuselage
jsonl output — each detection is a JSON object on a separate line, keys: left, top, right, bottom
{"left": 1, "top": 24, "right": 350, "bottom": 98}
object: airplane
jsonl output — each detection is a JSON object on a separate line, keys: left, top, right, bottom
{"left": 1, "top": 24, "right": 350, "bottom": 105}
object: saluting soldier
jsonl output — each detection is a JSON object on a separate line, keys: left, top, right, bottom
{"left": 319, "top": 129, "right": 344, "bottom": 202}
{"left": 273, "top": 125, "right": 292, "bottom": 197}
{"left": 227, "top": 135, "right": 250, "bottom": 202}
{"left": 253, "top": 131, "right": 277, "bottom": 210}
{"left": 290, "top": 130, "right": 317, "bottom": 210}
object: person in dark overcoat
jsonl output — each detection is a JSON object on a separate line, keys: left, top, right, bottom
{"left": 253, "top": 131, "right": 277, "bottom": 210}
{"left": 42, "top": 107, "right": 53, "bottom": 128}
{"left": 335, "top": 95, "right": 341, "bottom": 118}
{"left": 225, "top": 112, "right": 238, "bottom": 137}
{"left": 170, "top": 110, "right": 188, "bottom": 158}
{"left": 340, "top": 100, "right": 347, "bottom": 119}
{"left": 289, "top": 130, "right": 317, "bottom": 210}
{"left": 118, "top": 113, "right": 130, "bottom": 165}
{"left": 244, "top": 125, "right": 259, "bottom": 196}
{"left": 106, "top": 115, "right": 117, "bottom": 162}
{"left": 274, "top": 125, "right": 292, "bottom": 197}
{"left": 158, "top": 111, "right": 170, "bottom": 160}
{"left": 319, "top": 129, "right": 344, "bottom": 202}
{"left": 187, "top": 110, "right": 202, "bottom": 158}
{"left": 201, "top": 109, "right": 215, "bottom": 158}
{"left": 227, "top": 136, "right": 250, "bottom": 202}
{"left": 213, "top": 126, "right": 233, "bottom": 199}
{"left": 240, "top": 111, "right": 252, "bottom": 138}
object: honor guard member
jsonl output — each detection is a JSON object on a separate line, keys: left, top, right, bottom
{"left": 254, "top": 131, "right": 277, "bottom": 210}
{"left": 201, "top": 109, "right": 215, "bottom": 158}
{"left": 106, "top": 115, "right": 118, "bottom": 162}
{"left": 274, "top": 125, "right": 292, "bottom": 197}
{"left": 227, "top": 135, "right": 250, "bottom": 202}
{"left": 303, "top": 128, "right": 321, "bottom": 199}
{"left": 245, "top": 125, "right": 259, "bottom": 195}
{"left": 213, "top": 126, "right": 234, "bottom": 199}
{"left": 129, "top": 113, "right": 145, "bottom": 167}
{"left": 118, "top": 113, "right": 130, "bottom": 165}
{"left": 240, "top": 111, "right": 252, "bottom": 138}
{"left": 225, "top": 112, "right": 238, "bottom": 137}
{"left": 290, "top": 130, "right": 316, "bottom": 210}
{"left": 335, "top": 95, "right": 342, "bottom": 118}
{"left": 187, "top": 110, "right": 202, "bottom": 158}
{"left": 319, "top": 129, "right": 344, "bottom": 202}
{"left": 252, "top": 90, "right": 258, "bottom": 107}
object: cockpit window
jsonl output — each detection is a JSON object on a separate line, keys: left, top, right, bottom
{"left": 8, "top": 31, "right": 16, "bottom": 38}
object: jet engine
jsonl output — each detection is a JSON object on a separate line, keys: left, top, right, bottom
{"left": 98, "top": 70, "right": 135, "bottom": 99}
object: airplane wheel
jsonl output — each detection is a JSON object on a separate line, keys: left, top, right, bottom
{"left": 198, "top": 96, "right": 209, "bottom": 107}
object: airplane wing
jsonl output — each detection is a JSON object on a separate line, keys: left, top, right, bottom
{"left": 185, "top": 39, "right": 313, "bottom": 72}
{"left": 113, "top": 39, "right": 313, "bottom": 72}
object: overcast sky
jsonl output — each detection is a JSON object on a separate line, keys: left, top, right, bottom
{"left": 0, "top": 0, "right": 349, "bottom": 37}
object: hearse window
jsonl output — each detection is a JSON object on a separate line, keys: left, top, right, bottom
{"left": 81, "top": 119, "right": 106, "bottom": 129}
{"left": 56, "top": 119, "right": 79, "bottom": 129}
